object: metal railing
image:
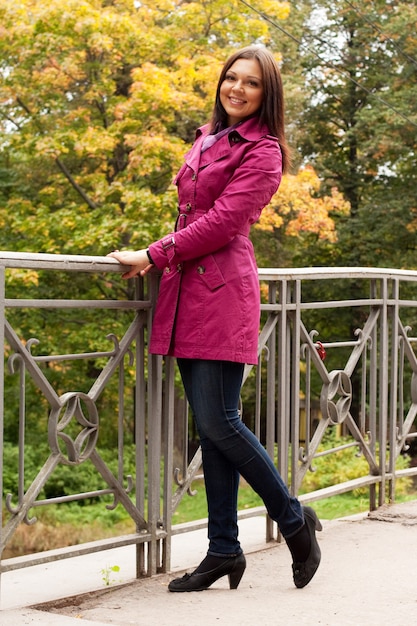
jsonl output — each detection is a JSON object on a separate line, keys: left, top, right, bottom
{"left": 1, "top": 254, "right": 417, "bottom": 593}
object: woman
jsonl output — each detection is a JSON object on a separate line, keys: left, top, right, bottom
{"left": 108, "top": 45, "right": 322, "bottom": 591}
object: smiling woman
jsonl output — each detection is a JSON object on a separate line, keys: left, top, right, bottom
{"left": 219, "top": 58, "right": 264, "bottom": 125}
{"left": 108, "top": 45, "right": 321, "bottom": 594}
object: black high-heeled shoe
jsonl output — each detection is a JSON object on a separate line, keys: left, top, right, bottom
{"left": 292, "top": 506, "right": 322, "bottom": 589}
{"left": 168, "top": 553, "right": 246, "bottom": 592}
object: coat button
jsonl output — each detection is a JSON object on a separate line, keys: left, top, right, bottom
{"left": 165, "top": 267, "right": 171, "bottom": 274}
{"left": 191, "top": 173, "right": 196, "bottom": 181}
{"left": 185, "top": 202, "right": 192, "bottom": 211}
{"left": 177, "top": 263, "right": 182, "bottom": 272}
{"left": 197, "top": 265, "right": 205, "bottom": 274}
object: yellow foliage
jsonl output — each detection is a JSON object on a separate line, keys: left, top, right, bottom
{"left": 6, "top": 269, "right": 39, "bottom": 287}
{"left": 406, "top": 208, "right": 417, "bottom": 233}
{"left": 256, "top": 166, "right": 350, "bottom": 242}
{"left": 74, "top": 127, "right": 117, "bottom": 157}
{"left": 257, "top": 0, "right": 291, "bottom": 21}
{"left": 256, "top": 205, "right": 284, "bottom": 232}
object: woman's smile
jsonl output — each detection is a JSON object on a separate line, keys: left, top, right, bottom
{"left": 229, "top": 96, "right": 246, "bottom": 105}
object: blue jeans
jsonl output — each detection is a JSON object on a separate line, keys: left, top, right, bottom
{"left": 177, "top": 358, "right": 304, "bottom": 557}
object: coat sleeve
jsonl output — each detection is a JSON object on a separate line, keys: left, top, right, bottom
{"left": 148, "top": 136, "right": 282, "bottom": 268}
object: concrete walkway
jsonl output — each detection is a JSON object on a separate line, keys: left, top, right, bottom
{"left": 1, "top": 501, "right": 417, "bottom": 625}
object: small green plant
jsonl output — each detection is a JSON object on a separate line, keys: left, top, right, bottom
{"left": 101, "top": 564, "right": 120, "bottom": 586}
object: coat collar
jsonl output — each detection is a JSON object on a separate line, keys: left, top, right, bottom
{"left": 196, "top": 116, "right": 271, "bottom": 143}
{"left": 186, "top": 116, "right": 273, "bottom": 171}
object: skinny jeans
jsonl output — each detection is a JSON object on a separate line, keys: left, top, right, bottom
{"left": 177, "top": 358, "right": 304, "bottom": 557}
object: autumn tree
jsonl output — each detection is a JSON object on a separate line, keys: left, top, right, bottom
{"left": 291, "top": 0, "right": 417, "bottom": 268}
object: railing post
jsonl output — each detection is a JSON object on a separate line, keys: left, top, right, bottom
{"left": 146, "top": 273, "right": 164, "bottom": 576}
{"left": 134, "top": 276, "right": 147, "bottom": 577}
{"left": 388, "top": 279, "right": 400, "bottom": 503}
{"left": 265, "top": 281, "right": 277, "bottom": 542}
{"left": 147, "top": 352, "right": 163, "bottom": 575}
{"left": 161, "top": 356, "right": 175, "bottom": 573}
{"left": 290, "top": 280, "right": 302, "bottom": 497}
{"left": 368, "top": 279, "right": 379, "bottom": 511}
{"left": 275, "top": 277, "right": 291, "bottom": 543}
{"left": 378, "top": 278, "right": 389, "bottom": 506}
{"left": 276, "top": 278, "right": 289, "bottom": 484}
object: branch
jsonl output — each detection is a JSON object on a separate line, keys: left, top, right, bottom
{"left": 55, "top": 157, "right": 98, "bottom": 210}
{"left": 14, "top": 96, "right": 99, "bottom": 211}
{"left": 0, "top": 112, "right": 23, "bottom": 131}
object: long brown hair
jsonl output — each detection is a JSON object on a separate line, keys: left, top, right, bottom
{"left": 210, "top": 45, "right": 291, "bottom": 173}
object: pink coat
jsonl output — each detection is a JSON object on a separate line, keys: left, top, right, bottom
{"left": 148, "top": 116, "right": 282, "bottom": 365}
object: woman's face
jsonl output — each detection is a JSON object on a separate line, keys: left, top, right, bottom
{"left": 219, "top": 57, "right": 264, "bottom": 126}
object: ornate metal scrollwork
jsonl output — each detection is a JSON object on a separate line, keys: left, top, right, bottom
{"left": 105, "top": 475, "right": 134, "bottom": 510}
{"left": 48, "top": 392, "right": 99, "bottom": 465}
{"left": 320, "top": 370, "right": 352, "bottom": 425}
{"left": 410, "top": 371, "right": 417, "bottom": 404}
{"left": 173, "top": 468, "right": 198, "bottom": 496}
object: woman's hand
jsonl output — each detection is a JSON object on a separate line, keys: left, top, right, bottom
{"left": 107, "top": 249, "right": 153, "bottom": 279}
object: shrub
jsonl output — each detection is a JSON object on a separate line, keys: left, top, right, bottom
{"left": 300, "top": 429, "right": 412, "bottom": 497}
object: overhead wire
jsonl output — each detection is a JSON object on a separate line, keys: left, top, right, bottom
{"left": 343, "top": 0, "right": 417, "bottom": 70}
{"left": 238, "top": 0, "right": 417, "bottom": 128}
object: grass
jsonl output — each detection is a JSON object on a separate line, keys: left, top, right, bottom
{"left": 172, "top": 478, "right": 264, "bottom": 525}
{"left": 173, "top": 476, "right": 416, "bottom": 524}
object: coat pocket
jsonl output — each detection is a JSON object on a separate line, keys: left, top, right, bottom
{"left": 194, "top": 254, "right": 226, "bottom": 291}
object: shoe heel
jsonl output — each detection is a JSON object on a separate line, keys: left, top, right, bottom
{"left": 313, "top": 510, "right": 323, "bottom": 532}
{"left": 228, "top": 556, "right": 246, "bottom": 590}
{"left": 304, "top": 506, "right": 322, "bottom": 532}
